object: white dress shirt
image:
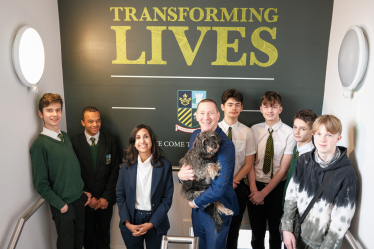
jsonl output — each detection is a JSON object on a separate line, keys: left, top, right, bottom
{"left": 251, "top": 120, "right": 296, "bottom": 183}
{"left": 41, "top": 127, "right": 62, "bottom": 141}
{"left": 84, "top": 130, "right": 100, "bottom": 145}
{"left": 297, "top": 140, "right": 314, "bottom": 156}
{"left": 135, "top": 155, "right": 153, "bottom": 211}
{"left": 218, "top": 120, "right": 256, "bottom": 176}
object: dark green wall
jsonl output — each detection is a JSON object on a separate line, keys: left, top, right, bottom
{"left": 59, "top": 0, "right": 333, "bottom": 165}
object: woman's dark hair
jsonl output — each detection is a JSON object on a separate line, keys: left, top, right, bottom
{"left": 124, "top": 124, "right": 164, "bottom": 168}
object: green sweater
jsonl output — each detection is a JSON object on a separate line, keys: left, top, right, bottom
{"left": 30, "top": 132, "right": 84, "bottom": 210}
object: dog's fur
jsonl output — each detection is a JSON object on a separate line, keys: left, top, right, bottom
{"left": 180, "top": 131, "right": 234, "bottom": 231}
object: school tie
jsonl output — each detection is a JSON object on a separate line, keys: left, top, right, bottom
{"left": 294, "top": 149, "right": 299, "bottom": 159}
{"left": 228, "top": 127, "right": 232, "bottom": 140}
{"left": 57, "top": 133, "right": 64, "bottom": 142}
{"left": 263, "top": 128, "right": 274, "bottom": 175}
{"left": 90, "top": 137, "right": 95, "bottom": 146}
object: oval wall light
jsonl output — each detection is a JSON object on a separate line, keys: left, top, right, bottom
{"left": 338, "top": 25, "right": 368, "bottom": 98}
{"left": 12, "top": 26, "right": 45, "bottom": 93}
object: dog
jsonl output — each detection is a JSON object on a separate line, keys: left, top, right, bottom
{"left": 180, "top": 131, "right": 234, "bottom": 231}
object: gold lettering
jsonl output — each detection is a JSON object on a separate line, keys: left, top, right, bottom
{"left": 240, "top": 8, "right": 247, "bottom": 22}
{"left": 220, "top": 8, "right": 239, "bottom": 22}
{"left": 248, "top": 8, "right": 263, "bottom": 22}
{"left": 168, "top": 7, "right": 177, "bottom": 21}
{"left": 178, "top": 7, "right": 189, "bottom": 21}
{"left": 124, "top": 7, "right": 138, "bottom": 21}
{"left": 169, "top": 26, "right": 211, "bottom": 66}
{"left": 264, "top": 8, "right": 278, "bottom": 22}
{"left": 139, "top": 7, "right": 152, "bottom": 21}
{"left": 250, "top": 27, "right": 278, "bottom": 67}
{"left": 205, "top": 8, "right": 219, "bottom": 22}
{"left": 190, "top": 7, "right": 204, "bottom": 22}
{"left": 147, "top": 26, "right": 167, "bottom": 65}
{"left": 110, "top": 7, "right": 123, "bottom": 21}
{"left": 111, "top": 26, "right": 145, "bottom": 64}
{"left": 211, "top": 27, "right": 246, "bottom": 66}
{"left": 153, "top": 7, "right": 167, "bottom": 21}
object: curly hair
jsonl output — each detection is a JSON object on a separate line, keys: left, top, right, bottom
{"left": 82, "top": 106, "right": 100, "bottom": 120}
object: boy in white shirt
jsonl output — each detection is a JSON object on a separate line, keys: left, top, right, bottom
{"left": 282, "top": 109, "right": 318, "bottom": 208}
{"left": 248, "top": 91, "right": 296, "bottom": 249}
{"left": 218, "top": 89, "right": 256, "bottom": 248}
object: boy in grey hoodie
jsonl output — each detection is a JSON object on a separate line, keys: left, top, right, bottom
{"left": 281, "top": 115, "right": 358, "bottom": 249}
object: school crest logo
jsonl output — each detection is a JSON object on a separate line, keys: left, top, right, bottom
{"left": 106, "top": 154, "right": 111, "bottom": 164}
{"left": 176, "top": 90, "right": 206, "bottom": 133}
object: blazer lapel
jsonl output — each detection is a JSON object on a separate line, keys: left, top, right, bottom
{"left": 95, "top": 132, "right": 106, "bottom": 174}
{"left": 127, "top": 162, "right": 138, "bottom": 193}
{"left": 151, "top": 163, "right": 164, "bottom": 198}
{"left": 79, "top": 133, "right": 95, "bottom": 175}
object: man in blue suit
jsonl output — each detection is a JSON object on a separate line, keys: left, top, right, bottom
{"left": 178, "top": 99, "right": 239, "bottom": 249}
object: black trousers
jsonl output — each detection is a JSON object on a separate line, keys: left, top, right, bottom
{"left": 84, "top": 204, "right": 114, "bottom": 249}
{"left": 49, "top": 193, "right": 87, "bottom": 249}
{"left": 247, "top": 181, "right": 285, "bottom": 249}
{"left": 226, "top": 179, "right": 249, "bottom": 249}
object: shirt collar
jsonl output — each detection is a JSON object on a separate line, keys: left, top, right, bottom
{"left": 42, "top": 127, "right": 61, "bottom": 140}
{"left": 221, "top": 119, "right": 240, "bottom": 132}
{"left": 297, "top": 140, "right": 314, "bottom": 155}
{"left": 84, "top": 130, "right": 100, "bottom": 144}
{"left": 265, "top": 119, "right": 282, "bottom": 132}
{"left": 138, "top": 154, "right": 152, "bottom": 167}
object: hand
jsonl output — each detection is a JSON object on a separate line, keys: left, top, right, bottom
{"left": 178, "top": 164, "right": 194, "bottom": 181}
{"left": 189, "top": 201, "right": 198, "bottom": 209}
{"left": 61, "top": 204, "right": 68, "bottom": 213}
{"left": 125, "top": 221, "right": 145, "bottom": 236}
{"left": 84, "top": 191, "right": 92, "bottom": 206}
{"left": 283, "top": 231, "right": 296, "bottom": 249}
{"left": 249, "top": 191, "right": 266, "bottom": 205}
{"left": 136, "top": 222, "right": 154, "bottom": 234}
{"left": 95, "top": 198, "right": 109, "bottom": 210}
{"left": 233, "top": 179, "right": 240, "bottom": 189}
{"left": 89, "top": 197, "right": 98, "bottom": 209}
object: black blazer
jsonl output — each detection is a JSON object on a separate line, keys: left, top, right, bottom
{"left": 71, "top": 132, "right": 120, "bottom": 204}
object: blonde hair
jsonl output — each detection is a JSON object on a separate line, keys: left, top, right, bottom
{"left": 312, "top": 115, "right": 342, "bottom": 135}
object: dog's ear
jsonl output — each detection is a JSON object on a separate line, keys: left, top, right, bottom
{"left": 195, "top": 134, "right": 208, "bottom": 157}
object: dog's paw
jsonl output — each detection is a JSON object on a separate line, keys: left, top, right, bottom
{"left": 206, "top": 163, "right": 220, "bottom": 179}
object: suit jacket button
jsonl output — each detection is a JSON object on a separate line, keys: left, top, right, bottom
{"left": 152, "top": 204, "right": 154, "bottom": 206}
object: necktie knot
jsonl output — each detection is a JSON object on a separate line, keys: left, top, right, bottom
{"left": 90, "top": 137, "right": 96, "bottom": 146}
{"left": 268, "top": 128, "right": 273, "bottom": 135}
{"left": 228, "top": 127, "right": 232, "bottom": 140}
{"left": 58, "top": 133, "right": 64, "bottom": 142}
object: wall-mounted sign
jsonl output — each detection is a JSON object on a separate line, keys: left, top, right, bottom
{"left": 58, "top": 0, "right": 334, "bottom": 165}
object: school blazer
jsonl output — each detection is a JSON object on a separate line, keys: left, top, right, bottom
{"left": 71, "top": 132, "right": 120, "bottom": 204}
{"left": 116, "top": 158, "right": 174, "bottom": 235}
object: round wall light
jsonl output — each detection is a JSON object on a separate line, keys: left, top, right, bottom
{"left": 12, "top": 26, "right": 45, "bottom": 93}
{"left": 338, "top": 25, "right": 368, "bottom": 98}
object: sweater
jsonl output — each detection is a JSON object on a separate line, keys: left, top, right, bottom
{"left": 30, "top": 132, "right": 84, "bottom": 210}
{"left": 281, "top": 146, "right": 357, "bottom": 249}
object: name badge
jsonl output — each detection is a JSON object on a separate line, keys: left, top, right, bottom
{"left": 106, "top": 154, "right": 111, "bottom": 164}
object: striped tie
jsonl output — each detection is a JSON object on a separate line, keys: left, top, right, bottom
{"left": 262, "top": 128, "right": 274, "bottom": 175}
{"left": 294, "top": 149, "right": 299, "bottom": 159}
{"left": 57, "top": 133, "right": 64, "bottom": 142}
{"left": 90, "top": 137, "right": 95, "bottom": 146}
{"left": 228, "top": 127, "right": 232, "bottom": 140}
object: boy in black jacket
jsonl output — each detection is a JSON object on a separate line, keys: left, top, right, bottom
{"left": 71, "top": 106, "right": 119, "bottom": 249}
{"left": 281, "top": 115, "right": 358, "bottom": 249}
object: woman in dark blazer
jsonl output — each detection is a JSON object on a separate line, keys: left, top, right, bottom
{"left": 116, "top": 124, "right": 174, "bottom": 249}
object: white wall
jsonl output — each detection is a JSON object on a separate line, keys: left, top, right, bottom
{"left": 0, "top": 0, "right": 65, "bottom": 248}
{"left": 323, "top": 1, "right": 374, "bottom": 248}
